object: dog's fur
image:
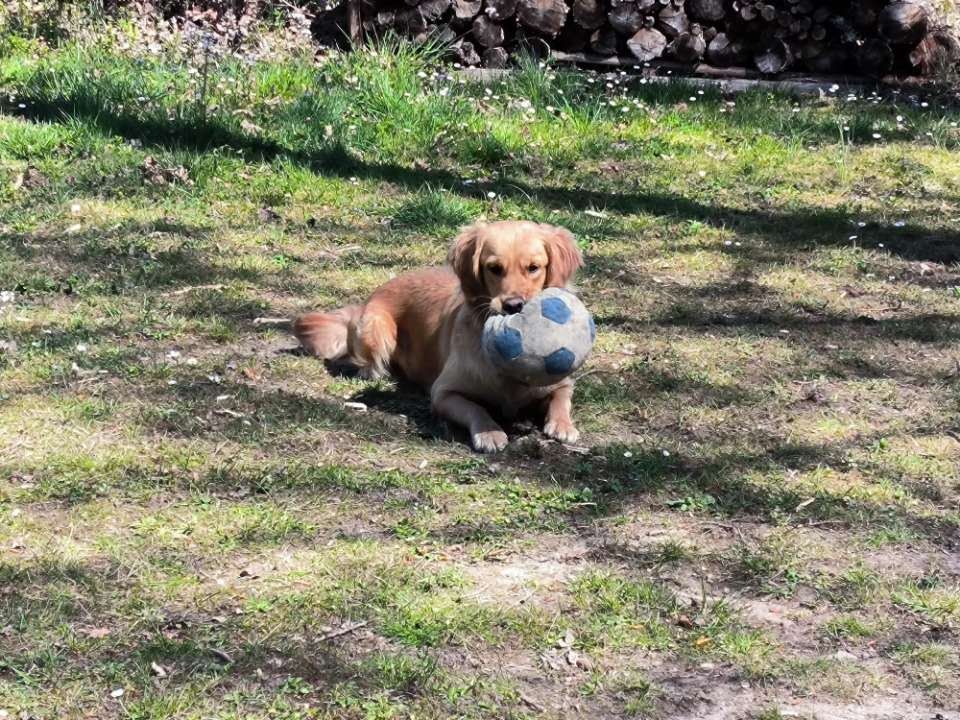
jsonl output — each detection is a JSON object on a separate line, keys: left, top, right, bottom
{"left": 293, "top": 220, "right": 584, "bottom": 452}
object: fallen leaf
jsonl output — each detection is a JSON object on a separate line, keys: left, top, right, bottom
{"left": 141, "top": 156, "right": 192, "bottom": 186}
{"left": 110, "top": 688, "right": 124, "bottom": 699}
{"left": 150, "top": 661, "right": 167, "bottom": 677}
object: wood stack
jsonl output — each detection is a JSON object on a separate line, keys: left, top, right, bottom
{"left": 356, "top": 0, "right": 958, "bottom": 77}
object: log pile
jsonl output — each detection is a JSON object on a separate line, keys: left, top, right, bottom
{"left": 355, "top": 0, "right": 959, "bottom": 77}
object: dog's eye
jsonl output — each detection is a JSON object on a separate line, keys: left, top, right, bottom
{"left": 487, "top": 264, "right": 503, "bottom": 276}
{"left": 527, "top": 264, "right": 540, "bottom": 274}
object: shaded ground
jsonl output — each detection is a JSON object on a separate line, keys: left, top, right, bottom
{"left": 1, "top": 22, "right": 960, "bottom": 720}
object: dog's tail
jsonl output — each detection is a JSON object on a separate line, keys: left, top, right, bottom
{"left": 292, "top": 305, "right": 362, "bottom": 360}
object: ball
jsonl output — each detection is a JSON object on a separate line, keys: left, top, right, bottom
{"left": 481, "top": 288, "right": 595, "bottom": 387}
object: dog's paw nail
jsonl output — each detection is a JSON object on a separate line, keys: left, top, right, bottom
{"left": 545, "top": 421, "right": 580, "bottom": 443}
{"left": 473, "top": 430, "right": 508, "bottom": 453}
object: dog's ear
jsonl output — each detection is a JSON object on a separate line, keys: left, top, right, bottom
{"left": 448, "top": 223, "right": 487, "bottom": 298}
{"left": 542, "top": 225, "right": 583, "bottom": 288}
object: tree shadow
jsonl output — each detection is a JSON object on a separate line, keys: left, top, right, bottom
{"left": 9, "top": 93, "right": 960, "bottom": 265}
{"left": 0, "top": 555, "right": 416, "bottom": 714}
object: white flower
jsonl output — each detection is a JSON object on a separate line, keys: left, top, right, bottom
{"left": 487, "top": 191, "right": 497, "bottom": 199}
{"left": 76, "top": 343, "right": 88, "bottom": 353}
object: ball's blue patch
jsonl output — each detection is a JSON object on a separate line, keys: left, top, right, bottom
{"left": 541, "top": 296, "right": 572, "bottom": 325}
{"left": 544, "top": 347, "right": 575, "bottom": 376}
{"left": 588, "top": 314, "right": 596, "bottom": 342}
{"left": 494, "top": 326, "right": 524, "bottom": 361}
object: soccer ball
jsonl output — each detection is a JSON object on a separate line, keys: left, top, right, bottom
{"left": 481, "top": 288, "right": 595, "bottom": 387}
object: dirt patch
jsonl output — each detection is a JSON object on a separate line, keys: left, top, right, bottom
{"left": 459, "top": 536, "right": 592, "bottom": 608}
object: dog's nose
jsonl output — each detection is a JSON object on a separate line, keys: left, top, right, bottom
{"left": 503, "top": 297, "right": 525, "bottom": 314}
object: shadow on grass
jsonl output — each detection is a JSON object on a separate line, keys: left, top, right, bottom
{"left": 9, "top": 96, "right": 960, "bottom": 265}
{"left": 0, "top": 557, "right": 395, "bottom": 714}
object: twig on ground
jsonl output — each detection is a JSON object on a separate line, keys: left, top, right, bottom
{"left": 519, "top": 694, "right": 544, "bottom": 712}
{"left": 319, "top": 620, "right": 368, "bottom": 642}
{"left": 164, "top": 284, "right": 226, "bottom": 297}
{"left": 209, "top": 648, "right": 233, "bottom": 664}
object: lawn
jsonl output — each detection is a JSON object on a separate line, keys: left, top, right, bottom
{"left": 1, "top": 10, "right": 960, "bottom": 720}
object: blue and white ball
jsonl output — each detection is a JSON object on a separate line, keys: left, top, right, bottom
{"left": 481, "top": 288, "right": 595, "bottom": 387}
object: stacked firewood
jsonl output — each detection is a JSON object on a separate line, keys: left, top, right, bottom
{"left": 355, "top": 0, "right": 959, "bottom": 76}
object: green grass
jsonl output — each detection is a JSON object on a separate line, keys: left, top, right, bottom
{"left": 2, "top": 10, "right": 960, "bottom": 719}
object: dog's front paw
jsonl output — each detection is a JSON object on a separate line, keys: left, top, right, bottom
{"left": 472, "top": 429, "right": 509, "bottom": 453}
{"left": 544, "top": 418, "right": 580, "bottom": 444}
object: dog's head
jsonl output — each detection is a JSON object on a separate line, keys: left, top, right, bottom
{"left": 448, "top": 221, "right": 583, "bottom": 315}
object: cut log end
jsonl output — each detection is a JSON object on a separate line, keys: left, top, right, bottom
{"left": 517, "top": 0, "right": 569, "bottom": 36}
{"left": 754, "top": 39, "right": 792, "bottom": 74}
{"left": 627, "top": 26, "right": 668, "bottom": 62}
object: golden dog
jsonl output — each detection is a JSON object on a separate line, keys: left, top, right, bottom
{"left": 293, "top": 220, "right": 584, "bottom": 452}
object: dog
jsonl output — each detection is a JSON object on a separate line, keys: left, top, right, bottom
{"left": 293, "top": 220, "right": 584, "bottom": 452}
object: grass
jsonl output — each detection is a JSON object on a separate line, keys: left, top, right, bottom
{"left": 1, "top": 10, "right": 960, "bottom": 719}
